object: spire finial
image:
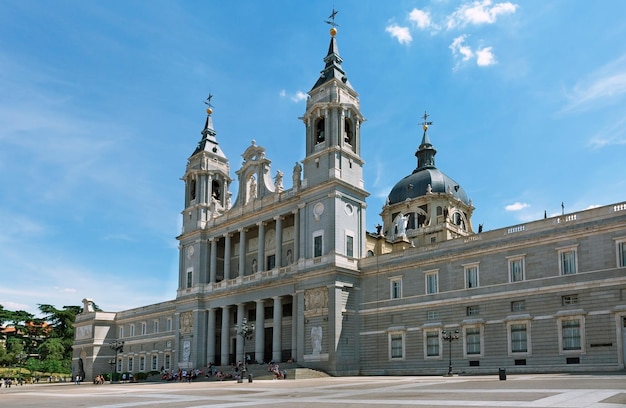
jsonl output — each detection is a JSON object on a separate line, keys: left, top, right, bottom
{"left": 419, "top": 111, "right": 433, "bottom": 132}
{"left": 325, "top": 8, "right": 339, "bottom": 36}
{"left": 204, "top": 93, "right": 214, "bottom": 115}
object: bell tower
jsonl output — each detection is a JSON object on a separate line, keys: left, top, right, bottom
{"left": 178, "top": 97, "right": 232, "bottom": 292}
{"left": 301, "top": 18, "right": 365, "bottom": 190}
{"left": 297, "top": 13, "right": 369, "bottom": 261}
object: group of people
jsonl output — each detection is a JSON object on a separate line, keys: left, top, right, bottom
{"left": 267, "top": 362, "right": 286, "bottom": 380}
{"left": 161, "top": 368, "right": 202, "bottom": 382}
{"left": 92, "top": 374, "right": 106, "bottom": 384}
{"left": 1, "top": 377, "right": 19, "bottom": 388}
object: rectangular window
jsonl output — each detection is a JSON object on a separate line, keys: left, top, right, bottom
{"left": 466, "top": 327, "right": 481, "bottom": 355}
{"left": 166, "top": 318, "right": 172, "bottom": 332}
{"left": 128, "top": 357, "right": 133, "bottom": 372}
{"left": 153, "top": 320, "right": 159, "bottom": 334}
{"left": 346, "top": 235, "right": 354, "bottom": 257}
{"left": 314, "top": 234, "right": 323, "bottom": 257}
{"left": 151, "top": 355, "right": 158, "bottom": 371}
{"left": 187, "top": 271, "right": 193, "bottom": 288}
{"left": 562, "top": 319, "right": 581, "bottom": 350}
{"left": 511, "top": 300, "right": 526, "bottom": 312}
{"left": 464, "top": 264, "right": 479, "bottom": 288}
{"left": 117, "top": 358, "right": 122, "bottom": 373}
{"left": 511, "top": 323, "right": 528, "bottom": 353}
{"left": 390, "top": 277, "right": 402, "bottom": 299}
{"left": 562, "top": 294, "right": 578, "bottom": 305}
{"left": 617, "top": 240, "right": 626, "bottom": 267}
{"left": 266, "top": 254, "right": 275, "bottom": 270}
{"left": 509, "top": 256, "right": 525, "bottom": 282}
{"left": 141, "top": 322, "right": 146, "bottom": 335}
{"left": 559, "top": 248, "right": 577, "bottom": 275}
{"left": 427, "top": 310, "right": 439, "bottom": 320}
{"left": 426, "top": 331, "right": 440, "bottom": 357}
{"left": 466, "top": 306, "right": 480, "bottom": 316}
{"left": 119, "top": 326, "right": 124, "bottom": 339}
{"left": 165, "top": 354, "right": 171, "bottom": 370}
{"left": 426, "top": 272, "right": 438, "bottom": 294}
{"left": 130, "top": 324, "right": 135, "bottom": 337}
{"left": 389, "top": 332, "right": 404, "bottom": 360}
{"left": 139, "top": 356, "right": 145, "bottom": 371}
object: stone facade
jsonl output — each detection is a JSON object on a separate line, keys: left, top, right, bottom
{"left": 72, "top": 27, "right": 626, "bottom": 381}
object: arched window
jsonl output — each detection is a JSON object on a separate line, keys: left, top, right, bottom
{"left": 212, "top": 180, "right": 221, "bottom": 201}
{"left": 344, "top": 118, "right": 354, "bottom": 145}
{"left": 189, "top": 178, "right": 196, "bottom": 201}
{"left": 315, "top": 118, "right": 325, "bottom": 144}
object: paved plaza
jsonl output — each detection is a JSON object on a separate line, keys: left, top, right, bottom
{"left": 1, "top": 374, "right": 625, "bottom": 408}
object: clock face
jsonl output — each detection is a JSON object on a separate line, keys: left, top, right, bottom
{"left": 186, "top": 246, "right": 195, "bottom": 259}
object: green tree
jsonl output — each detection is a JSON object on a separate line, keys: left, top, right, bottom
{"left": 38, "top": 337, "right": 65, "bottom": 361}
{"left": 37, "top": 304, "right": 81, "bottom": 361}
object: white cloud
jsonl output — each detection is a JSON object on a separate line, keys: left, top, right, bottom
{"left": 385, "top": 24, "right": 413, "bottom": 45}
{"left": 409, "top": 9, "right": 433, "bottom": 29}
{"left": 450, "top": 35, "right": 474, "bottom": 61}
{"left": 447, "top": 0, "right": 518, "bottom": 29}
{"left": 588, "top": 116, "right": 626, "bottom": 148}
{"left": 476, "top": 46, "right": 497, "bottom": 66}
{"left": 505, "top": 202, "right": 530, "bottom": 211}
{"left": 279, "top": 90, "right": 307, "bottom": 103}
{"left": 291, "top": 91, "right": 307, "bottom": 102}
{"left": 562, "top": 55, "right": 626, "bottom": 113}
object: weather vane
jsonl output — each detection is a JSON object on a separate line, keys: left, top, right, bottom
{"left": 204, "top": 93, "right": 214, "bottom": 110}
{"left": 419, "top": 111, "right": 433, "bottom": 131}
{"left": 325, "top": 8, "right": 339, "bottom": 28}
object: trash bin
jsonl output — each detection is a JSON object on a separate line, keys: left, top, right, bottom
{"left": 498, "top": 368, "right": 506, "bottom": 381}
{"left": 248, "top": 374, "right": 253, "bottom": 383}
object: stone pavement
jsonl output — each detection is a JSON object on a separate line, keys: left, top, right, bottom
{"left": 1, "top": 373, "right": 625, "bottom": 408}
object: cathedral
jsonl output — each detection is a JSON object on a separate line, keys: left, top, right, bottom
{"left": 73, "top": 22, "right": 626, "bottom": 380}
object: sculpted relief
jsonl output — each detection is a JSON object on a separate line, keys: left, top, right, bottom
{"left": 305, "top": 287, "right": 328, "bottom": 311}
{"left": 180, "top": 311, "right": 193, "bottom": 334}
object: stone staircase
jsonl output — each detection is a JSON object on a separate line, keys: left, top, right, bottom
{"left": 208, "top": 363, "right": 330, "bottom": 381}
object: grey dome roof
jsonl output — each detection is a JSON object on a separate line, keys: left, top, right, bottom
{"left": 387, "top": 122, "right": 470, "bottom": 206}
{"left": 387, "top": 167, "right": 469, "bottom": 205}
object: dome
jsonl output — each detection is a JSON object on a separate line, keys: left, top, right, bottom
{"left": 387, "top": 167, "right": 469, "bottom": 205}
{"left": 386, "top": 118, "right": 470, "bottom": 206}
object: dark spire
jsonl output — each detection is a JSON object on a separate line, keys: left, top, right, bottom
{"left": 192, "top": 94, "right": 226, "bottom": 159}
{"left": 414, "top": 111, "right": 437, "bottom": 171}
{"left": 311, "top": 9, "right": 354, "bottom": 91}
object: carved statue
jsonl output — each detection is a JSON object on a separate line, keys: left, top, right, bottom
{"left": 274, "top": 170, "right": 284, "bottom": 192}
{"left": 311, "top": 326, "right": 323, "bottom": 355}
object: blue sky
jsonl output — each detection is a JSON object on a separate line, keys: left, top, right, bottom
{"left": 1, "top": 1, "right": 625, "bottom": 316}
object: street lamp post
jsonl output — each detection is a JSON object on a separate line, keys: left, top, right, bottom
{"left": 235, "top": 317, "right": 255, "bottom": 382}
{"left": 442, "top": 329, "right": 460, "bottom": 377}
{"left": 108, "top": 340, "right": 125, "bottom": 383}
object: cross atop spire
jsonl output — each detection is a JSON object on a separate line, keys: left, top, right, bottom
{"left": 325, "top": 8, "right": 339, "bottom": 28}
{"left": 204, "top": 93, "right": 214, "bottom": 112}
{"left": 419, "top": 111, "right": 433, "bottom": 131}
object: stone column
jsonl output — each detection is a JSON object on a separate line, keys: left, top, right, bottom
{"left": 238, "top": 228, "right": 246, "bottom": 277}
{"left": 223, "top": 234, "right": 231, "bottom": 280}
{"left": 207, "top": 175, "right": 213, "bottom": 204}
{"left": 294, "top": 207, "right": 302, "bottom": 261}
{"left": 207, "top": 308, "right": 216, "bottom": 365}
{"left": 272, "top": 296, "right": 283, "bottom": 362}
{"left": 274, "top": 216, "right": 283, "bottom": 267}
{"left": 220, "top": 305, "right": 230, "bottom": 366}
{"left": 255, "top": 299, "right": 265, "bottom": 363}
{"left": 236, "top": 303, "right": 245, "bottom": 364}
{"left": 291, "top": 297, "right": 297, "bottom": 361}
{"left": 257, "top": 222, "right": 265, "bottom": 272}
{"left": 295, "top": 291, "right": 305, "bottom": 362}
{"left": 209, "top": 238, "right": 217, "bottom": 283}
